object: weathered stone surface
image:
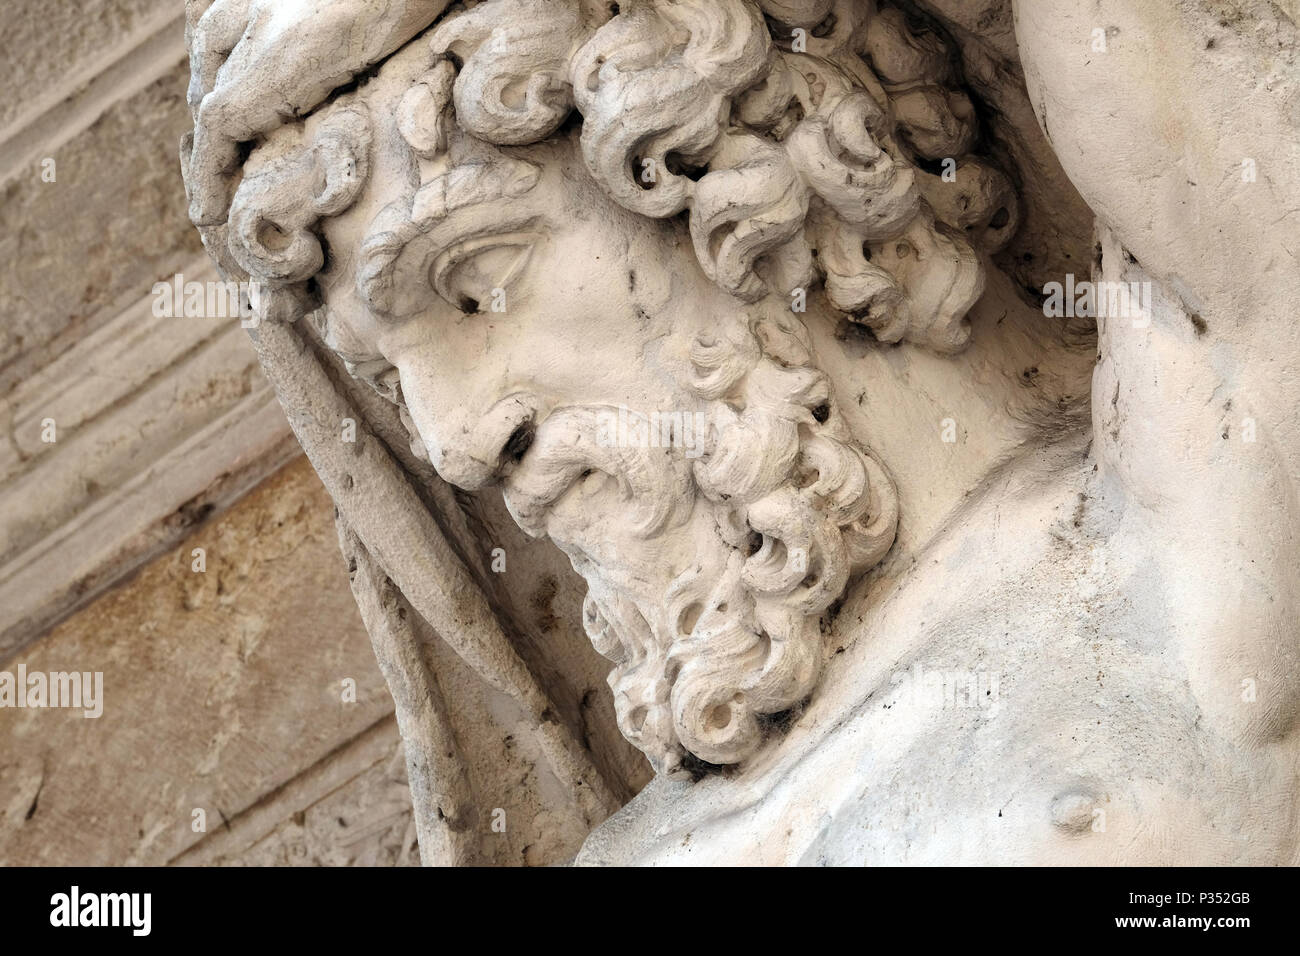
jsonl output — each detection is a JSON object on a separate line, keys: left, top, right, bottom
{"left": 0, "top": 266, "right": 299, "bottom": 659}
{"left": 0, "top": 61, "right": 198, "bottom": 379}
{"left": 0, "top": 458, "right": 392, "bottom": 866}
{"left": 204, "top": 734, "right": 422, "bottom": 868}
{"left": 175, "top": 715, "right": 421, "bottom": 867}
{"left": 0, "top": 1, "right": 179, "bottom": 134}
{"left": 0, "top": 0, "right": 437, "bottom": 871}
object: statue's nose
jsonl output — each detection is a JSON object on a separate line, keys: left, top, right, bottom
{"left": 419, "top": 392, "right": 541, "bottom": 491}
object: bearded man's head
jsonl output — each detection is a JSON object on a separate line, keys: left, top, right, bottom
{"left": 184, "top": 0, "right": 1016, "bottom": 775}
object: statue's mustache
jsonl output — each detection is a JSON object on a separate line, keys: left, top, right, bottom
{"left": 501, "top": 405, "right": 696, "bottom": 539}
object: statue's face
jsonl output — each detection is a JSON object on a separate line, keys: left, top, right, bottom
{"left": 323, "top": 133, "right": 730, "bottom": 490}
{"left": 205, "top": 0, "right": 1016, "bottom": 773}
{"left": 314, "top": 131, "right": 897, "bottom": 773}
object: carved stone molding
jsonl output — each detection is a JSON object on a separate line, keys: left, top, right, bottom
{"left": 0, "top": 257, "right": 299, "bottom": 661}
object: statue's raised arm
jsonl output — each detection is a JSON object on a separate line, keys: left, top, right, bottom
{"left": 1017, "top": 0, "right": 1300, "bottom": 747}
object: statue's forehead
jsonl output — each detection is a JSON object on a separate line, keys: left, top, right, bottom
{"left": 215, "top": 0, "right": 1012, "bottom": 362}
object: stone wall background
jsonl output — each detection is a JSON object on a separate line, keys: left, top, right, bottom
{"left": 0, "top": 1, "right": 416, "bottom": 866}
{"left": 0, "top": 2, "right": 652, "bottom": 865}
{"left": 1, "top": 458, "right": 418, "bottom": 866}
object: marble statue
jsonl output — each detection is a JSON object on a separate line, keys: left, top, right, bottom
{"left": 181, "top": 0, "right": 1300, "bottom": 864}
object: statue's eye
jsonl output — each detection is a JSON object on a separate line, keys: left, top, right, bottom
{"left": 438, "top": 240, "right": 535, "bottom": 315}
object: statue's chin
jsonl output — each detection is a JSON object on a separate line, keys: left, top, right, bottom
{"left": 577, "top": 548, "right": 817, "bottom": 774}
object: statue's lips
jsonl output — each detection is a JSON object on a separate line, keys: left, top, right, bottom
{"left": 501, "top": 405, "right": 694, "bottom": 540}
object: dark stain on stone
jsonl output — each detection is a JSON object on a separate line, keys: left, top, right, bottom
{"left": 679, "top": 752, "right": 728, "bottom": 782}
{"left": 833, "top": 317, "right": 876, "bottom": 357}
{"left": 819, "top": 597, "right": 844, "bottom": 636}
{"left": 167, "top": 497, "right": 216, "bottom": 531}
{"left": 530, "top": 574, "right": 560, "bottom": 632}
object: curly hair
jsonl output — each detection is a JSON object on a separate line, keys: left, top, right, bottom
{"left": 213, "top": 0, "right": 1016, "bottom": 353}
{"left": 500, "top": 304, "right": 898, "bottom": 769}
{"left": 186, "top": 0, "right": 1023, "bottom": 772}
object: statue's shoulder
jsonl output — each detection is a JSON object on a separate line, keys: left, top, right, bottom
{"left": 578, "top": 446, "right": 1300, "bottom": 865}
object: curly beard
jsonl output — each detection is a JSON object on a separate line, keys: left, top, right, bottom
{"left": 503, "top": 312, "right": 898, "bottom": 775}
